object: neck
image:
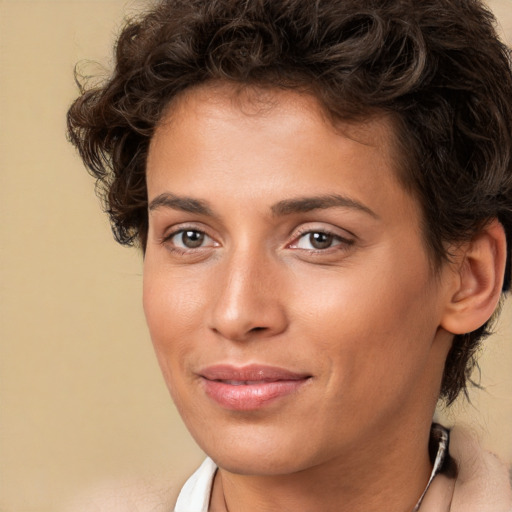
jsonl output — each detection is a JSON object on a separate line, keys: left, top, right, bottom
{"left": 210, "top": 421, "right": 434, "bottom": 512}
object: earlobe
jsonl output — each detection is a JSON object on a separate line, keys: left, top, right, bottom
{"left": 441, "top": 219, "right": 507, "bottom": 335}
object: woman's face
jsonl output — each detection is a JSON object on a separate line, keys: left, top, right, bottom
{"left": 143, "top": 84, "right": 454, "bottom": 475}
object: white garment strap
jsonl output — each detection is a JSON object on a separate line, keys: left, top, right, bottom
{"left": 174, "top": 457, "right": 218, "bottom": 512}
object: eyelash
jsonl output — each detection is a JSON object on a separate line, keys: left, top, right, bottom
{"left": 160, "top": 226, "right": 355, "bottom": 255}
{"left": 161, "top": 226, "right": 217, "bottom": 254}
{"left": 288, "top": 227, "right": 354, "bottom": 253}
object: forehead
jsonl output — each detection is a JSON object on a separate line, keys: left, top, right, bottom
{"left": 147, "top": 82, "right": 416, "bottom": 217}
{"left": 156, "top": 82, "right": 397, "bottom": 152}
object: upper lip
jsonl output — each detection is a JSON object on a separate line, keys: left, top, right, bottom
{"left": 199, "top": 364, "right": 311, "bottom": 382}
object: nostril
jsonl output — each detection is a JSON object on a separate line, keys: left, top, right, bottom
{"left": 250, "top": 327, "right": 266, "bottom": 333}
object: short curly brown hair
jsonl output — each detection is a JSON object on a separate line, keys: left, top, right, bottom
{"left": 67, "top": 0, "right": 512, "bottom": 404}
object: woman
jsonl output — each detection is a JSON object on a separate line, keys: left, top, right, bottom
{"left": 68, "top": 0, "right": 512, "bottom": 510}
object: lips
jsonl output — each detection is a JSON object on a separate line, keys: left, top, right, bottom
{"left": 199, "top": 364, "right": 311, "bottom": 411}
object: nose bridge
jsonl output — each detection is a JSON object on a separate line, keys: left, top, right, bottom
{"left": 209, "top": 241, "right": 287, "bottom": 341}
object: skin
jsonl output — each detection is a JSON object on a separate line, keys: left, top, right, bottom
{"left": 143, "top": 84, "right": 460, "bottom": 512}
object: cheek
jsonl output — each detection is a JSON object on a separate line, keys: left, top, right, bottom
{"left": 142, "top": 264, "right": 202, "bottom": 388}
{"left": 143, "top": 283, "right": 200, "bottom": 423}
{"left": 143, "top": 258, "right": 205, "bottom": 336}
{"left": 293, "top": 251, "right": 440, "bottom": 384}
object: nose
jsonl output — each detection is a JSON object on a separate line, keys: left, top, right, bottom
{"left": 208, "top": 247, "right": 289, "bottom": 342}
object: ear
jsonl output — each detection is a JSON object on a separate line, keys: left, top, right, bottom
{"left": 441, "top": 219, "right": 507, "bottom": 335}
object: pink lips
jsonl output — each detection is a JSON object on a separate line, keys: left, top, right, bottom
{"left": 200, "top": 364, "right": 311, "bottom": 411}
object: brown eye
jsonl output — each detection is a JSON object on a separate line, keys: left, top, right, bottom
{"left": 292, "top": 230, "right": 352, "bottom": 252}
{"left": 180, "top": 230, "right": 205, "bottom": 248}
{"left": 309, "top": 232, "right": 334, "bottom": 249}
{"left": 166, "top": 229, "right": 210, "bottom": 249}
{"left": 295, "top": 231, "right": 338, "bottom": 250}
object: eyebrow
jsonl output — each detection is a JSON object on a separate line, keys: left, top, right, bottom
{"left": 148, "top": 193, "right": 214, "bottom": 216}
{"left": 271, "top": 194, "right": 379, "bottom": 218}
{"left": 148, "top": 192, "right": 378, "bottom": 219}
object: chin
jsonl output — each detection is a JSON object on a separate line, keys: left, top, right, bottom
{"left": 191, "top": 424, "right": 324, "bottom": 477}
{"left": 210, "top": 450, "right": 310, "bottom": 477}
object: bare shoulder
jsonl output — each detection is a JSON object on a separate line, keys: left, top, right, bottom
{"left": 62, "top": 473, "right": 184, "bottom": 512}
{"left": 450, "top": 425, "right": 512, "bottom": 512}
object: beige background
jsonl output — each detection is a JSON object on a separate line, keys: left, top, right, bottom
{"left": 0, "top": 1, "right": 511, "bottom": 511}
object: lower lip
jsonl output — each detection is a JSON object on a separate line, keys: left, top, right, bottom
{"left": 202, "top": 378, "right": 308, "bottom": 411}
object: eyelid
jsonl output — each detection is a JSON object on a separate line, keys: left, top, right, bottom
{"left": 161, "top": 221, "right": 206, "bottom": 239}
{"left": 287, "top": 224, "right": 356, "bottom": 247}
{"left": 157, "top": 221, "right": 355, "bottom": 255}
{"left": 159, "top": 223, "right": 219, "bottom": 248}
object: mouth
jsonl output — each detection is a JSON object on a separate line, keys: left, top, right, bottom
{"left": 199, "top": 364, "right": 312, "bottom": 411}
